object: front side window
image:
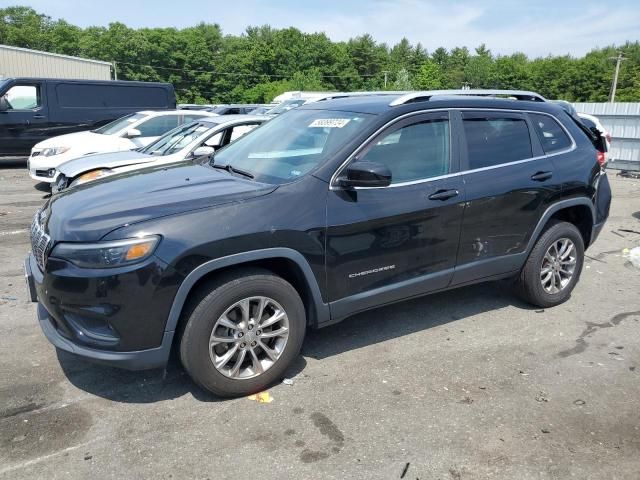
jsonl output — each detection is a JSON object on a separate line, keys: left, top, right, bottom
{"left": 2, "top": 85, "right": 41, "bottom": 110}
{"left": 94, "top": 113, "right": 147, "bottom": 135}
{"left": 530, "top": 113, "right": 572, "bottom": 154}
{"left": 463, "top": 114, "right": 532, "bottom": 169}
{"left": 136, "top": 115, "right": 180, "bottom": 137}
{"left": 212, "top": 109, "right": 375, "bottom": 184}
{"left": 357, "top": 117, "right": 450, "bottom": 184}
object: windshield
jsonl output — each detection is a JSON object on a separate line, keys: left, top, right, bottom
{"left": 93, "top": 113, "right": 147, "bottom": 135}
{"left": 141, "top": 121, "right": 213, "bottom": 156}
{"left": 250, "top": 106, "right": 271, "bottom": 114}
{"left": 212, "top": 109, "right": 375, "bottom": 184}
{"left": 267, "top": 99, "right": 307, "bottom": 115}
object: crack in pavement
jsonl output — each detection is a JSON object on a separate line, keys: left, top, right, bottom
{"left": 558, "top": 311, "right": 640, "bottom": 358}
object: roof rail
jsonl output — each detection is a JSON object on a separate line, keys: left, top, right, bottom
{"left": 315, "top": 91, "right": 410, "bottom": 101}
{"left": 389, "top": 89, "right": 546, "bottom": 106}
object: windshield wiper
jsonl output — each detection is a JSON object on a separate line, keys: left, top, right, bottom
{"left": 212, "top": 163, "right": 255, "bottom": 179}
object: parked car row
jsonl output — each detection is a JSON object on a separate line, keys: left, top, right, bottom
{"left": 24, "top": 89, "right": 612, "bottom": 398}
{"left": 53, "top": 115, "right": 265, "bottom": 191}
{"left": 23, "top": 89, "right": 417, "bottom": 190}
{"left": 29, "top": 110, "right": 216, "bottom": 183}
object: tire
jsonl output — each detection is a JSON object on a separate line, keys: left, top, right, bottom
{"left": 515, "top": 220, "right": 585, "bottom": 308}
{"left": 180, "top": 269, "right": 306, "bottom": 397}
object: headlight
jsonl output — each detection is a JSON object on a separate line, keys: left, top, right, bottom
{"left": 70, "top": 168, "right": 113, "bottom": 187}
{"left": 41, "top": 146, "right": 70, "bottom": 157}
{"left": 51, "top": 236, "right": 160, "bottom": 268}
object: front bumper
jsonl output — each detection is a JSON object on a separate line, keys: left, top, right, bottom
{"left": 28, "top": 160, "right": 59, "bottom": 183}
{"left": 36, "top": 302, "right": 172, "bottom": 370}
{"left": 25, "top": 252, "right": 180, "bottom": 370}
{"left": 28, "top": 151, "right": 65, "bottom": 183}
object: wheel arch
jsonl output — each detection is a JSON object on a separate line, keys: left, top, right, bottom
{"left": 164, "top": 248, "right": 330, "bottom": 349}
{"left": 528, "top": 198, "right": 596, "bottom": 253}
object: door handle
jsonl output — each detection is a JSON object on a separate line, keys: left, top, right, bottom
{"left": 33, "top": 114, "right": 45, "bottom": 119}
{"left": 428, "top": 189, "right": 459, "bottom": 201}
{"left": 531, "top": 171, "right": 553, "bottom": 182}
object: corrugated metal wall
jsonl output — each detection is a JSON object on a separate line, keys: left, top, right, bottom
{"left": 574, "top": 102, "right": 640, "bottom": 171}
{"left": 0, "top": 45, "right": 112, "bottom": 80}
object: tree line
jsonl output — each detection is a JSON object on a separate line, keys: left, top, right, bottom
{"left": 1, "top": 6, "right": 639, "bottom": 103}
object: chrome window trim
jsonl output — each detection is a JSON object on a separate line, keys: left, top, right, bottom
{"left": 329, "top": 108, "right": 576, "bottom": 191}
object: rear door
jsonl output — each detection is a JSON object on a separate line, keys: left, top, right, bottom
{"left": 0, "top": 80, "right": 49, "bottom": 154}
{"left": 452, "top": 109, "right": 560, "bottom": 285}
{"left": 326, "top": 111, "right": 465, "bottom": 317}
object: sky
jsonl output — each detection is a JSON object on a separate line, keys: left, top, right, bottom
{"left": 9, "top": 0, "right": 640, "bottom": 57}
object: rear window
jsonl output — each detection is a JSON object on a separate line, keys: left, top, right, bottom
{"left": 55, "top": 83, "right": 169, "bottom": 108}
{"left": 463, "top": 114, "right": 532, "bottom": 169}
{"left": 529, "top": 113, "right": 572, "bottom": 154}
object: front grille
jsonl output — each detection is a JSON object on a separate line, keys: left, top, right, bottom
{"left": 30, "top": 211, "right": 52, "bottom": 271}
{"left": 31, "top": 151, "right": 41, "bottom": 157}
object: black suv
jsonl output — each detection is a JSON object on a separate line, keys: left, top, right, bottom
{"left": 25, "top": 90, "right": 612, "bottom": 397}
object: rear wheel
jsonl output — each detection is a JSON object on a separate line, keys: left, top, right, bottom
{"left": 180, "top": 270, "right": 306, "bottom": 397}
{"left": 515, "top": 220, "right": 585, "bottom": 308}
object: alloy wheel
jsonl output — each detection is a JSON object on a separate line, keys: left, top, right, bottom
{"left": 209, "top": 296, "right": 290, "bottom": 379}
{"left": 540, "top": 238, "right": 577, "bottom": 294}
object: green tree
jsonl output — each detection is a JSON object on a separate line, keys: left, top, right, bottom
{"left": 393, "top": 68, "right": 412, "bottom": 90}
{"left": 414, "top": 61, "right": 443, "bottom": 89}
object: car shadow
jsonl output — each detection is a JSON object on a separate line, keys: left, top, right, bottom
{"left": 57, "top": 347, "right": 308, "bottom": 404}
{"left": 57, "top": 280, "right": 534, "bottom": 404}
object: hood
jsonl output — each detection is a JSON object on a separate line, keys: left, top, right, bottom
{"left": 44, "top": 161, "right": 277, "bottom": 242}
{"left": 34, "top": 130, "right": 114, "bottom": 149}
{"left": 58, "top": 150, "right": 154, "bottom": 177}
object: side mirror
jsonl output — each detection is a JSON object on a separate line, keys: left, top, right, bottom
{"left": 337, "top": 161, "right": 392, "bottom": 188}
{"left": 192, "top": 145, "right": 215, "bottom": 158}
{"left": 124, "top": 128, "right": 141, "bottom": 139}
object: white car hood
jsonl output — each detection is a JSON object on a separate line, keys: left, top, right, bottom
{"left": 58, "top": 150, "right": 158, "bottom": 178}
{"left": 34, "top": 130, "right": 120, "bottom": 150}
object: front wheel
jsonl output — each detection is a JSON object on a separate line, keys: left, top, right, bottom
{"left": 180, "top": 270, "right": 306, "bottom": 397}
{"left": 515, "top": 220, "right": 585, "bottom": 308}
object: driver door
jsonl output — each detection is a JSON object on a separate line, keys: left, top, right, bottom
{"left": 325, "top": 111, "right": 465, "bottom": 318}
{"left": 0, "top": 81, "right": 49, "bottom": 154}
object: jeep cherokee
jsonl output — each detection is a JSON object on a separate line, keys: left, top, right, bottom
{"left": 25, "top": 90, "right": 612, "bottom": 397}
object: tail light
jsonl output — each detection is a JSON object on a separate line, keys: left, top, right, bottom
{"left": 596, "top": 151, "right": 606, "bottom": 167}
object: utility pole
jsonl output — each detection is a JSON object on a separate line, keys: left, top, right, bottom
{"left": 609, "top": 53, "right": 626, "bottom": 102}
{"left": 382, "top": 70, "right": 389, "bottom": 89}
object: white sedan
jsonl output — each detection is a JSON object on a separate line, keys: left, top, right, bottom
{"left": 28, "top": 110, "right": 215, "bottom": 183}
{"left": 53, "top": 115, "right": 266, "bottom": 192}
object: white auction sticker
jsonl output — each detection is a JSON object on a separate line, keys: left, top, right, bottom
{"left": 308, "top": 118, "right": 351, "bottom": 128}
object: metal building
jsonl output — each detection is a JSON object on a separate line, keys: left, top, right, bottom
{"left": 574, "top": 102, "right": 640, "bottom": 171}
{"left": 0, "top": 44, "right": 113, "bottom": 80}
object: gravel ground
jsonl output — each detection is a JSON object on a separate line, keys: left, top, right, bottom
{"left": 1, "top": 161, "right": 639, "bottom": 480}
